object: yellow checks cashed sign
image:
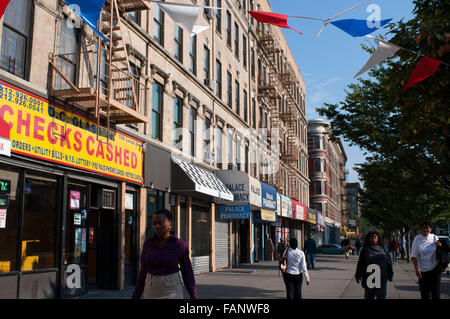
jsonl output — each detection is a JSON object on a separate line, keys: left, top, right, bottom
{"left": 0, "top": 81, "right": 143, "bottom": 184}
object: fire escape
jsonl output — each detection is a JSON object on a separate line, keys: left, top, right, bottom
{"left": 49, "top": 0, "right": 151, "bottom": 139}
{"left": 256, "top": 26, "right": 300, "bottom": 198}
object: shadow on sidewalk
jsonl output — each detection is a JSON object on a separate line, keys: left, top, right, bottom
{"left": 197, "top": 284, "right": 285, "bottom": 299}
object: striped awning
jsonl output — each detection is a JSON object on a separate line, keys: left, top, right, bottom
{"left": 171, "top": 157, "right": 233, "bottom": 201}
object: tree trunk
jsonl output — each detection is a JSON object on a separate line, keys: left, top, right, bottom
{"left": 405, "top": 229, "right": 411, "bottom": 263}
{"left": 400, "top": 230, "right": 405, "bottom": 260}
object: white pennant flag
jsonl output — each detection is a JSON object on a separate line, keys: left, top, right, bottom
{"left": 159, "top": 3, "right": 202, "bottom": 36}
{"left": 354, "top": 36, "right": 400, "bottom": 78}
{"left": 191, "top": 25, "right": 210, "bottom": 36}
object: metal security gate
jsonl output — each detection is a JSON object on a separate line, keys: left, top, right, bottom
{"left": 214, "top": 210, "right": 229, "bottom": 269}
{"left": 192, "top": 256, "right": 210, "bottom": 274}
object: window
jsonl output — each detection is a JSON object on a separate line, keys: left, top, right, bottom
{"left": 245, "top": 145, "right": 249, "bottom": 173}
{"left": 234, "top": 23, "right": 239, "bottom": 58}
{"left": 203, "top": 117, "right": 211, "bottom": 162}
{"left": 242, "top": 34, "right": 247, "bottom": 68}
{"left": 128, "top": 11, "right": 141, "bottom": 25}
{"left": 189, "top": 108, "right": 196, "bottom": 157}
{"left": 0, "top": 0, "right": 32, "bottom": 79}
{"left": 226, "top": 71, "right": 232, "bottom": 108}
{"left": 243, "top": 90, "right": 248, "bottom": 123}
{"left": 216, "top": 0, "right": 222, "bottom": 34}
{"left": 203, "top": 46, "right": 210, "bottom": 85}
{"left": 235, "top": 139, "right": 241, "bottom": 171}
{"left": 173, "top": 97, "right": 183, "bottom": 150}
{"left": 251, "top": 48, "right": 255, "bottom": 78}
{"left": 55, "top": 16, "right": 80, "bottom": 90}
{"left": 314, "top": 158, "right": 321, "bottom": 173}
{"left": 203, "top": 0, "right": 211, "bottom": 18}
{"left": 215, "top": 127, "right": 223, "bottom": 169}
{"left": 0, "top": 167, "right": 20, "bottom": 273}
{"left": 94, "top": 44, "right": 107, "bottom": 94}
{"left": 152, "top": 83, "right": 163, "bottom": 140}
{"left": 174, "top": 24, "right": 183, "bottom": 62}
{"left": 216, "top": 59, "right": 222, "bottom": 99}
{"left": 227, "top": 133, "right": 233, "bottom": 170}
{"left": 314, "top": 136, "right": 321, "bottom": 149}
{"left": 153, "top": 4, "right": 164, "bottom": 45}
{"left": 226, "top": 11, "right": 232, "bottom": 47}
{"left": 252, "top": 98, "right": 256, "bottom": 129}
{"left": 235, "top": 80, "right": 240, "bottom": 115}
{"left": 314, "top": 181, "right": 322, "bottom": 195}
{"left": 189, "top": 35, "right": 197, "bottom": 75}
{"left": 22, "top": 173, "right": 58, "bottom": 270}
{"left": 191, "top": 207, "right": 210, "bottom": 256}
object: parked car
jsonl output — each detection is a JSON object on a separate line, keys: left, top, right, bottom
{"left": 316, "top": 244, "right": 345, "bottom": 255}
{"left": 437, "top": 235, "right": 450, "bottom": 275}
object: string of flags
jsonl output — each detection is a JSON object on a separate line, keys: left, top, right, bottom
{"left": 0, "top": 0, "right": 447, "bottom": 90}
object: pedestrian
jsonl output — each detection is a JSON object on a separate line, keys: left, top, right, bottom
{"left": 265, "top": 234, "right": 275, "bottom": 261}
{"left": 411, "top": 221, "right": 443, "bottom": 299}
{"left": 355, "top": 231, "right": 393, "bottom": 299}
{"left": 355, "top": 238, "right": 362, "bottom": 256}
{"left": 389, "top": 237, "right": 400, "bottom": 264}
{"left": 277, "top": 239, "right": 286, "bottom": 260}
{"left": 132, "top": 209, "right": 197, "bottom": 299}
{"left": 341, "top": 237, "right": 351, "bottom": 259}
{"left": 304, "top": 233, "right": 317, "bottom": 269}
{"left": 283, "top": 238, "right": 310, "bottom": 299}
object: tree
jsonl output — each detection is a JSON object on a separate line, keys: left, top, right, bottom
{"left": 316, "top": 0, "right": 450, "bottom": 254}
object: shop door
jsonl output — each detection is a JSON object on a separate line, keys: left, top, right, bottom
{"left": 87, "top": 207, "right": 116, "bottom": 289}
{"left": 238, "top": 221, "right": 249, "bottom": 264}
{"left": 96, "top": 208, "right": 116, "bottom": 289}
{"left": 125, "top": 192, "right": 137, "bottom": 286}
{"left": 254, "top": 224, "right": 261, "bottom": 262}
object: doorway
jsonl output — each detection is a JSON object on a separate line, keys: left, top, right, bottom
{"left": 238, "top": 220, "right": 249, "bottom": 264}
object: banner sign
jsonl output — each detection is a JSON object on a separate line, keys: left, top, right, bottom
{"left": 260, "top": 182, "right": 277, "bottom": 211}
{"left": 292, "top": 199, "right": 306, "bottom": 221}
{"left": 219, "top": 205, "right": 251, "bottom": 219}
{"left": 0, "top": 81, "right": 143, "bottom": 183}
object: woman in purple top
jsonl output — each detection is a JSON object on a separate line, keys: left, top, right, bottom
{"left": 132, "top": 209, "right": 198, "bottom": 299}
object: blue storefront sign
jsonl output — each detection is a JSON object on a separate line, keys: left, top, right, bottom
{"left": 260, "top": 182, "right": 277, "bottom": 211}
{"left": 219, "top": 204, "right": 251, "bottom": 219}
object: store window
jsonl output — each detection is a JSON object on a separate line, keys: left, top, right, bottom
{"left": 0, "top": 167, "right": 20, "bottom": 273}
{"left": 191, "top": 206, "right": 210, "bottom": 257}
{"left": 146, "top": 190, "right": 165, "bottom": 239}
{"left": 22, "top": 174, "right": 58, "bottom": 270}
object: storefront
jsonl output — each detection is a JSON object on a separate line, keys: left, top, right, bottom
{"left": 171, "top": 156, "right": 233, "bottom": 274}
{"left": 0, "top": 80, "right": 144, "bottom": 298}
{"left": 304, "top": 207, "right": 318, "bottom": 245}
{"left": 280, "top": 195, "right": 292, "bottom": 242}
{"left": 325, "top": 217, "right": 341, "bottom": 245}
{"left": 311, "top": 209, "right": 325, "bottom": 246}
{"left": 216, "top": 170, "right": 261, "bottom": 265}
{"left": 252, "top": 182, "right": 277, "bottom": 262}
{"left": 291, "top": 200, "right": 306, "bottom": 249}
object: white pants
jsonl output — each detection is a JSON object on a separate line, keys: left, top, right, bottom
{"left": 142, "top": 272, "right": 184, "bottom": 299}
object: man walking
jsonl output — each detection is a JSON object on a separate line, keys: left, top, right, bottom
{"left": 304, "top": 233, "right": 317, "bottom": 269}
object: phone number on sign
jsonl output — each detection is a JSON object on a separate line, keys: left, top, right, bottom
{"left": 0, "top": 85, "right": 44, "bottom": 113}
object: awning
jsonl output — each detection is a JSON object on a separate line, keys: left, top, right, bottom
{"left": 215, "top": 170, "right": 261, "bottom": 208}
{"left": 171, "top": 157, "right": 234, "bottom": 201}
{"left": 260, "top": 209, "right": 277, "bottom": 222}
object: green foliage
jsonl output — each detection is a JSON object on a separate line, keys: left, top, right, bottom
{"left": 316, "top": 0, "right": 450, "bottom": 231}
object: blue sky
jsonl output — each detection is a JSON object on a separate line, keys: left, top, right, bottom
{"left": 268, "top": 0, "right": 416, "bottom": 184}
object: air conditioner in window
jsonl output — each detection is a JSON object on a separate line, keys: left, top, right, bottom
{"left": 204, "top": 78, "right": 215, "bottom": 91}
{"left": 204, "top": 151, "right": 216, "bottom": 164}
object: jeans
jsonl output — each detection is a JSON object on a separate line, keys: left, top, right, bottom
{"left": 306, "top": 253, "right": 315, "bottom": 269}
{"left": 419, "top": 265, "right": 442, "bottom": 299}
{"left": 391, "top": 251, "right": 398, "bottom": 263}
{"left": 364, "top": 279, "right": 388, "bottom": 299}
{"left": 285, "top": 273, "right": 303, "bottom": 299}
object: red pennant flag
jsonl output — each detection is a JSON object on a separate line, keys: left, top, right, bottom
{"left": 0, "top": 0, "right": 11, "bottom": 19}
{"left": 248, "top": 11, "right": 303, "bottom": 35}
{"left": 404, "top": 55, "right": 441, "bottom": 90}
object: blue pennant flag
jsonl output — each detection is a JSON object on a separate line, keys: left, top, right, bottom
{"left": 330, "top": 18, "right": 392, "bottom": 37}
{"left": 63, "top": 0, "right": 108, "bottom": 42}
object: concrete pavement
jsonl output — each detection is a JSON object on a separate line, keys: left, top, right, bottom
{"left": 73, "top": 254, "right": 450, "bottom": 299}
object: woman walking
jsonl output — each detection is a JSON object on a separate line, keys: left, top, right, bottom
{"left": 355, "top": 231, "right": 393, "bottom": 299}
{"left": 411, "top": 221, "right": 442, "bottom": 299}
{"left": 283, "top": 238, "right": 310, "bottom": 299}
{"left": 132, "top": 209, "right": 198, "bottom": 299}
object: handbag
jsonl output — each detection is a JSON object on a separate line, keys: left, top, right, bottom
{"left": 279, "top": 248, "right": 288, "bottom": 272}
{"left": 435, "top": 235, "right": 449, "bottom": 273}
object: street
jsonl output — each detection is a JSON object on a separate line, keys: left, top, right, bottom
{"left": 76, "top": 254, "right": 450, "bottom": 299}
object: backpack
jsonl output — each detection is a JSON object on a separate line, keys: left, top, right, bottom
{"left": 435, "top": 238, "right": 449, "bottom": 273}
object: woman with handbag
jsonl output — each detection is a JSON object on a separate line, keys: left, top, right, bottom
{"left": 132, "top": 209, "right": 198, "bottom": 299}
{"left": 281, "top": 238, "right": 310, "bottom": 299}
{"left": 355, "top": 231, "right": 393, "bottom": 299}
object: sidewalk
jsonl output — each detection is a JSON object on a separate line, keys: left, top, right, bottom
{"left": 73, "top": 255, "right": 450, "bottom": 299}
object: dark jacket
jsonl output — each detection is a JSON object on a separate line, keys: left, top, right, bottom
{"left": 304, "top": 238, "right": 317, "bottom": 254}
{"left": 355, "top": 245, "right": 393, "bottom": 289}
